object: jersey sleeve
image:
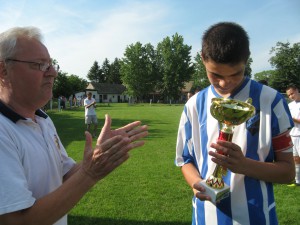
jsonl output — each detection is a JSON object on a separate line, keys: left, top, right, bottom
{"left": 175, "top": 107, "right": 195, "bottom": 166}
{"left": 271, "top": 93, "right": 294, "bottom": 152}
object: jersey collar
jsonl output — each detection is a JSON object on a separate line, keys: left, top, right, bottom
{"left": 0, "top": 100, "right": 48, "bottom": 123}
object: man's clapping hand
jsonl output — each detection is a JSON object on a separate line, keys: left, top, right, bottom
{"left": 81, "top": 114, "right": 148, "bottom": 181}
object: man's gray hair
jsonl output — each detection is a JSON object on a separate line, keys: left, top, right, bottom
{"left": 0, "top": 26, "right": 43, "bottom": 60}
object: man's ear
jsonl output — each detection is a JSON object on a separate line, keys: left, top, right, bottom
{"left": 0, "top": 61, "right": 5, "bottom": 75}
{"left": 0, "top": 61, "right": 8, "bottom": 81}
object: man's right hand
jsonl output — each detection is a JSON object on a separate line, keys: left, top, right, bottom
{"left": 81, "top": 114, "right": 148, "bottom": 182}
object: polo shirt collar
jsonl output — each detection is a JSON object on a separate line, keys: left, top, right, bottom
{"left": 0, "top": 100, "right": 48, "bottom": 123}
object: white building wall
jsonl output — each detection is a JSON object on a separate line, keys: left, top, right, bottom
{"left": 101, "top": 94, "right": 128, "bottom": 103}
{"left": 76, "top": 91, "right": 128, "bottom": 103}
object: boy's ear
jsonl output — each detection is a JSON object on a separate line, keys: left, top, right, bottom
{"left": 200, "top": 52, "right": 207, "bottom": 66}
{"left": 200, "top": 52, "right": 205, "bottom": 63}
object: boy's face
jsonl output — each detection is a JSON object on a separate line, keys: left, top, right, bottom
{"left": 286, "top": 88, "right": 299, "bottom": 101}
{"left": 203, "top": 59, "right": 246, "bottom": 98}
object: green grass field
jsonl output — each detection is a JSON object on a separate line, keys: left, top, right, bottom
{"left": 47, "top": 103, "right": 300, "bottom": 225}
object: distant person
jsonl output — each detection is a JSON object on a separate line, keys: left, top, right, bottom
{"left": 286, "top": 84, "right": 300, "bottom": 186}
{"left": 61, "top": 96, "right": 66, "bottom": 109}
{"left": 175, "top": 22, "right": 294, "bottom": 225}
{"left": 58, "top": 95, "right": 62, "bottom": 111}
{"left": 194, "top": 86, "right": 201, "bottom": 93}
{"left": 84, "top": 92, "right": 98, "bottom": 137}
{"left": 68, "top": 95, "right": 72, "bottom": 108}
{"left": 187, "top": 91, "right": 194, "bottom": 101}
{"left": 77, "top": 96, "right": 81, "bottom": 106}
{"left": 72, "top": 94, "right": 77, "bottom": 107}
{"left": 0, "top": 26, "right": 148, "bottom": 225}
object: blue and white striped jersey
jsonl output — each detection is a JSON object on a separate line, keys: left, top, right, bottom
{"left": 175, "top": 77, "right": 293, "bottom": 225}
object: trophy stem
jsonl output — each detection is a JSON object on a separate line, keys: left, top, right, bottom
{"left": 218, "top": 124, "right": 234, "bottom": 142}
{"left": 206, "top": 126, "right": 234, "bottom": 189}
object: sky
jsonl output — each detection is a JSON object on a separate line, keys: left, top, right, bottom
{"left": 0, "top": 0, "right": 299, "bottom": 80}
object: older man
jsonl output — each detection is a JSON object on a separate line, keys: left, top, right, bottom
{"left": 0, "top": 26, "right": 148, "bottom": 225}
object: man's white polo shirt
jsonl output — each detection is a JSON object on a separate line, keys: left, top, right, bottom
{"left": 0, "top": 101, "right": 75, "bottom": 225}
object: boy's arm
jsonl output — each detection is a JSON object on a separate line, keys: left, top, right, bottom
{"left": 182, "top": 163, "right": 212, "bottom": 201}
{"left": 85, "top": 101, "right": 96, "bottom": 109}
{"left": 239, "top": 150, "right": 295, "bottom": 183}
{"left": 181, "top": 163, "right": 203, "bottom": 195}
{"left": 209, "top": 139, "right": 295, "bottom": 184}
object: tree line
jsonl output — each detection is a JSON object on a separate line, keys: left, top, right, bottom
{"left": 254, "top": 42, "right": 300, "bottom": 92}
{"left": 53, "top": 33, "right": 300, "bottom": 100}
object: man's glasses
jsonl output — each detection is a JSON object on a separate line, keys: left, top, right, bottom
{"left": 5, "top": 58, "right": 60, "bottom": 72}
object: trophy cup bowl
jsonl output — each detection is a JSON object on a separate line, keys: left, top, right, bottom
{"left": 200, "top": 98, "right": 255, "bottom": 203}
{"left": 210, "top": 98, "right": 256, "bottom": 127}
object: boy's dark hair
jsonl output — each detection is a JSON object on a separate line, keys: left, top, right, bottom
{"left": 201, "top": 22, "right": 250, "bottom": 64}
{"left": 286, "top": 84, "right": 299, "bottom": 91}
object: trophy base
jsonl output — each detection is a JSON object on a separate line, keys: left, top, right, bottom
{"left": 199, "top": 180, "right": 230, "bottom": 203}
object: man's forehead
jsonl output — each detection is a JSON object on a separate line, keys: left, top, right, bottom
{"left": 16, "top": 37, "right": 49, "bottom": 55}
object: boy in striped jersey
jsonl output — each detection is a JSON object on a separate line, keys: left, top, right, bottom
{"left": 175, "top": 22, "right": 295, "bottom": 225}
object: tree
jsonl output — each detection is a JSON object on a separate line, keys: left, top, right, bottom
{"left": 245, "top": 57, "right": 253, "bottom": 77}
{"left": 156, "top": 33, "right": 194, "bottom": 102}
{"left": 108, "top": 58, "right": 122, "bottom": 84}
{"left": 52, "top": 59, "right": 87, "bottom": 99}
{"left": 120, "top": 42, "right": 157, "bottom": 100}
{"left": 269, "top": 42, "right": 300, "bottom": 92}
{"left": 101, "top": 58, "right": 110, "bottom": 83}
{"left": 253, "top": 70, "right": 276, "bottom": 83}
{"left": 53, "top": 72, "right": 87, "bottom": 98}
{"left": 68, "top": 74, "right": 88, "bottom": 94}
{"left": 53, "top": 72, "right": 69, "bottom": 98}
{"left": 192, "top": 52, "right": 210, "bottom": 90}
{"left": 87, "top": 61, "right": 103, "bottom": 82}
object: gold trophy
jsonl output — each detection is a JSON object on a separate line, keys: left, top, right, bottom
{"left": 200, "top": 98, "right": 255, "bottom": 203}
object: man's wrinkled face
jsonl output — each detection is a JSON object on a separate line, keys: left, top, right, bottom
{"left": 2, "top": 37, "right": 57, "bottom": 108}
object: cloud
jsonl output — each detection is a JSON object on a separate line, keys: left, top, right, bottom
{"left": 45, "top": 1, "right": 170, "bottom": 78}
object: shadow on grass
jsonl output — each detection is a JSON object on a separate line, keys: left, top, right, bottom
{"left": 68, "top": 215, "right": 190, "bottom": 225}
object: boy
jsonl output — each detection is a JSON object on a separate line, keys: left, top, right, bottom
{"left": 175, "top": 22, "right": 294, "bottom": 225}
{"left": 286, "top": 84, "right": 300, "bottom": 186}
